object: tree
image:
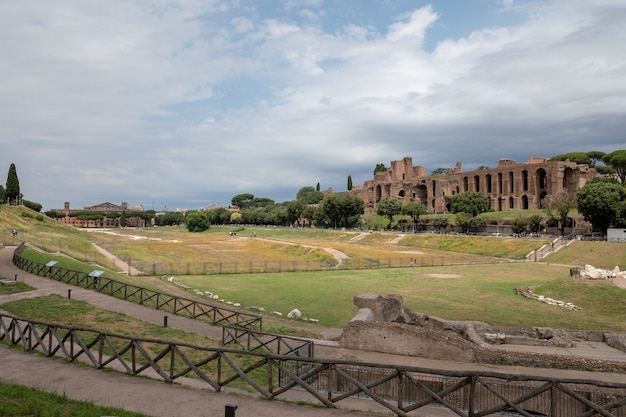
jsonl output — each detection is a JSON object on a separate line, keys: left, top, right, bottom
{"left": 454, "top": 212, "right": 471, "bottom": 234}
{"left": 230, "top": 212, "right": 242, "bottom": 224}
{"left": 44, "top": 210, "right": 66, "bottom": 219}
{"left": 23, "top": 200, "right": 42, "bottom": 212}
{"left": 185, "top": 211, "right": 209, "bottom": 232}
{"left": 587, "top": 151, "right": 606, "bottom": 167}
{"left": 251, "top": 197, "right": 275, "bottom": 207}
{"left": 347, "top": 175, "right": 353, "bottom": 191}
{"left": 320, "top": 194, "right": 364, "bottom": 228}
{"left": 528, "top": 214, "right": 544, "bottom": 234}
{"left": 296, "top": 186, "right": 323, "bottom": 204}
{"left": 374, "top": 163, "right": 387, "bottom": 174}
{"left": 430, "top": 168, "right": 447, "bottom": 176}
{"left": 432, "top": 217, "right": 449, "bottom": 232}
{"left": 5, "top": 163, "right": 20, "bottom": 205}
{"left": 602, "top": 150, "right": 626, "bottom": 183}
{"left": 156, "top": 211, "right": 185, "bottom": 226}
{"left": 0, "top": 185, "right": 4, "bottom": 205}
{"left": 576, "top": 180, "right": 626, "bottom": 236}
{"left": 231, "top": 193, "right": 254, "bottom": 209}
{"left": 450, "top": 192, "right": 490, "bottom": 217}
{"left": 402, "top": 201, "right": 427, "bottom": 231}
{"left": 543, "top": 191, "right": 576, "bottom": 236}
{"left": 377, "top": 198, "right": 402, "bottom": 225}
{"left": 316, "top": 182, "right": 320, "bottom": 192}
{"left": 286, "top": 200, "right": 305, "bottom": 226}
{"left": 550, "top": 152, "right": 592, "bottom": 165}
{"left": 510, "top": 217, "right": 527, "bottom": 235}
{"left": 206, "top": 207, "right": 232, "bottom": 225}
{"left": 468, "top": 216, "right": 486, "bottom": 233}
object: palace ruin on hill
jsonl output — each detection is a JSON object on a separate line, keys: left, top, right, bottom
{"left": 350, "top": 156, "right": 597, "bottom": 214}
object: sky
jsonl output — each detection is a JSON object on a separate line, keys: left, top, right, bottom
{"left": 1, "top": 0, "right": 625, "bottom": 212}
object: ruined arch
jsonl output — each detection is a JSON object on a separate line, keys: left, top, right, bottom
{"left": 375, "top": 184, "right": 382, "bottom": 202}
{"left": 413, "top": 184, "right": 427, "bottom": 203}
{"left": 536, "top": 168, "right": 548, "bottom": 204}
{"left": 522, "top": 195, "right": 529, "bottom": 209}
{"left": 563, "top": 167, "right": 576, "bottom": 191}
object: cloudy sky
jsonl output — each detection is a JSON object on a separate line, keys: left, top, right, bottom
{"left": 1, "top": 0, "right": 624, "bottom": 212}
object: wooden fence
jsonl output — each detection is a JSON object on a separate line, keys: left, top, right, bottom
{"left": 2, "top": 312, "right": 626, "bottom": 417}
{"left": 11, "top": 243, "right": 315, "bottom": 356}
{"left": 12, "top": 243, "right": 262, "bottom": 329}
{"left": 131, "top": 254, "right": 510, "bottom": 276}
{"left": 222, "top": 325, "right": 314, "bottom": 358}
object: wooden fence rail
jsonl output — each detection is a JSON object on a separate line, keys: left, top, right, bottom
{"left": 12, "top": 243, "right": 262, "bottom": 329}
{"left": 12, "top": 243, "right": 316, "bottom": 356}
{"left": 222, "top": 325, "right": 314, "bottom": 357}
{"left": 2, "top": 312, "right": 626, "bottom": 417}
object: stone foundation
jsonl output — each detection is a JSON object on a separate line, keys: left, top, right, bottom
{"left": 341, "top": 293, "right": 626, "bottom": 373}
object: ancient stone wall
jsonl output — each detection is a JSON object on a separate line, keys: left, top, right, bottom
{"left": 351, "top": 156, "right": 597, "bottom": 214}
{"left": 341, "top": 293, "right": 626, "bottom": 373}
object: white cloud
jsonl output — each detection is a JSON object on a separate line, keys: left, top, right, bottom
{"left": 1, "top": 0, "right": 625, "bottom": 211}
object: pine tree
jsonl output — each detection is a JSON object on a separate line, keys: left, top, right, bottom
{"left": 347, "top": 175, "right": 353, "bottom": 191}
{"left": 5, "top": 163, "right": 20, "bottom": 205}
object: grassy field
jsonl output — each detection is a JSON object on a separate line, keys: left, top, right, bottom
{"left": 171, "top": 262, "right": 626, "bottom": 331}
{"left": 0, "top": 383, "right": 150, "bottom": 417}
{"left": 3, "top": 205, "right": 626, "bottom": 333}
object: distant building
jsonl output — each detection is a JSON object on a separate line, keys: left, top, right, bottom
{"left": 52, "top": 201, "right": 147, "bottom": 228}
{"left": 350, "top": 156, "right": 597, "bottom": 214}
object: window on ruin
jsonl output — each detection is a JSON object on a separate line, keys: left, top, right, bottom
{"left": 498, "top": 173, "right": 503, "bottom": 194}
{"left": 498, "top": 198, "right": 503, "bottom": 211}
{"left": 522, "top": 195, "right": 529, "bottom": 209}
{"left": 399, "top": 190, "right": 405, "bottom": 197}
{"left": 432, "top": 180, "right": 436, "bottom": 194}
{"left": 509, "top": 172, "right": 514, "bottom": 193}
{"left": 463, "top": 177, "right": 469, "bottom": 192}
{"left": 522, "top": 170, "right": 528, "bottom": 191}
{"left": 509, "top": 197, "right": 514, "bottom": 209}
{"left": 537, "top": 169, "right": 547, "bottom": 190}
{"left": 474, "top": 175, "right": 480, "bottom": 192}
{"left": 486, "top": 174, "right": 492, "bottom": 193}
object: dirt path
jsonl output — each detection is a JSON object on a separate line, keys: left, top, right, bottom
{"left": 252, "top": 237, "right": 349, "bottom": 267}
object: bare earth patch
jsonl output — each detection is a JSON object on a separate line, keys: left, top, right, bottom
{"left": 426, "top": 273, "right": 463, "bottom": 279}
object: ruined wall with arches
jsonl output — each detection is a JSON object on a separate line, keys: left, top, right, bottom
{"left": 353, "top": 156, "right": 597, "bottom": 214}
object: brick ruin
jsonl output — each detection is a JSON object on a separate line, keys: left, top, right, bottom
{"left": 350, "top": 156, "right": 597, "bottom": 214}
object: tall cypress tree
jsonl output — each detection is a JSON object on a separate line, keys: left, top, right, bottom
{"left": 347, "top": 175, "right": 353, "bottom": 191}
{"left": 5, "top": 163, "right": 20, "bottom": 205}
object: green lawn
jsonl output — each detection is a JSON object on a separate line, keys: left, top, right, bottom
{"left": 0, "top": 383, "right": 151, "bottom": 417}
{"left": 173, "top": 262, "right": 626, "bottom": 332}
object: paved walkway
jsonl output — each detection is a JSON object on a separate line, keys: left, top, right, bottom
{"left": 2, "top": 247, "right": 626, "bottom": 417}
